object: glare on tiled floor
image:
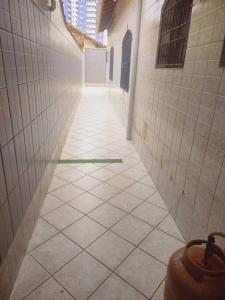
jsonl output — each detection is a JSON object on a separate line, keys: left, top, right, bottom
{"left": 10, "top": 87, "right": 184, "bottom": 300}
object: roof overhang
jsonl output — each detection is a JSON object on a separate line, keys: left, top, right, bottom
{"left": 68, "top": 25, "right": 106, "bottom": 50}
{"left": 97, "top": 0, "right": 117, "bottom": 33}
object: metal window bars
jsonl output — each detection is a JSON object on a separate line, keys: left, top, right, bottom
{"left": 156, "top": 0, "right": 193, "bottom": 68}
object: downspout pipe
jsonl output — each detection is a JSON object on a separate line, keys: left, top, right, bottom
{"left": 126, "top": 0, "right": 142, "bottom": 140}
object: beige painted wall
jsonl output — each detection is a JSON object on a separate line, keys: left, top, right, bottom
{"left": 108, "top": 0, "right": 225, "bottom": 242}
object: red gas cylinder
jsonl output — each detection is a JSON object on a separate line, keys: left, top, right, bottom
{"left": 164, "top": 232, "right": 225, "bottom": 300}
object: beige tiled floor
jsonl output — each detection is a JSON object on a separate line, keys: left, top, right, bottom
{"left": 10, "top": 87, "right": 184, "bottom": 300}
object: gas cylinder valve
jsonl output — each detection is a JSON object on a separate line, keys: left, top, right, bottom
{"left": 204, "top": 232, "right": 225, "bottom": 266}
{"left": 164, "top": 232, "right": 225, "bottom": 300}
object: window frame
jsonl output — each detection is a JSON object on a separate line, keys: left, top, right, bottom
{"left": 109, "top": 46, "right": 114, "bottom": 81}
{"left": 156, "top": 0, "right": 193, "bottom": 69}
{"left": 120, "top": 30, "right": 132, "bottom": 93}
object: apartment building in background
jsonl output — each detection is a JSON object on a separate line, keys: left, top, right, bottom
{"left": 76, "top": 0, "right": 104, "bottom": 43}
{"left": 62, "top": 0, "right": 76, "bottom": 25}
{"left": 63, "top": 0, "right": 106, "bottom": 44}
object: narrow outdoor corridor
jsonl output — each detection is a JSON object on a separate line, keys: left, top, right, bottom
{"left": 9, "top": 88, "right": 184, "bottom": 300}
{"left": 1, "top": 0, "right": 225, "bottom": 299}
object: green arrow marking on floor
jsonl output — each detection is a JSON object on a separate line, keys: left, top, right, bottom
{"left": 58, "top": 159, "right": 123, "bottom": 164}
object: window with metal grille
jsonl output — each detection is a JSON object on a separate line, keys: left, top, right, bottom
{"left": 220, "top": 38, "right": 225, "bottom": 67}
{"left": 120, "top": 30, "right": 132, "bottom": 92}
{"left": 156, "top": 0, "right": 193, "bottom": 68}
{"left": 109, "top": 47, "right": 114, "bottom": 81}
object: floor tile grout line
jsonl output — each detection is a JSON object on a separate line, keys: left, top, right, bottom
{"left": 57, "top": 173, "right": 90, "bottom": 186}
{"left": 59, "top": 165, "right": 138, "bottom": 189}
{"left": 26, "top": 230, "right": 60, "bottom": 254}
{"left": 86, "top": 265, "right": 150, "bottom": 300}
{"left": 50, "top": 152, "right": 150, "bottom": 192}
{"left": 40, "top": 199, "right": 69, "bottom": 218}
{"left": 108, "top": 211, "right": 172, "bottom": 251}
{"left": 53, "top": 278, "right": 78, "bottom": 300}
{"left": 149, "top": 278, "right": 166, "bottom": 300}
{"left": 83, "top": 243, "right": 150, "bottom": 299}
{"left": 28, "top": 198, "right": 170, "bottom": 287}
{"left": 84, "top": 245, "right": 161, "bottom": 300}
{"left": 85, "top": 272, "right": 116, "bottom": 300}
{"left": 48, "top": 179, "right": 70, "bottom": 193}
{"left": 20, "top": 276, "right": 52, "bottom": 300}
{"left": 39, "top": 188, "right": 125, "bottom": 230}
{"left": 95, "top": 178, "right": 157, "bottom": 203}
{"left": 34, "top": 190, "right": 171, "bottom": 274}
{"left": 145, "top": 197, "right": 169, "bottom": 211}
{"left": 48, "top": 173, "right": 79, "bottom": 193}
{"left": 62, "top": 190, "right": 150, "bottom": 236}
{"left": 106, "top": 190, "right": 161, "bottom": 211}
{"left": 29, "top": 243, "right": 82, "bottom": 277}
{"left": 153, "top": 226, "right": 184, "bottom": 242}
{"left": 66, "top": 197, "right": 105, "bottom": 214}
{"left": 67, "top": 153, "right": 139, "bottom": 165}
{"left": 16, "top": 92, "right": 185, "bottom": 300}
{"left": 58, "top": 151, "right": 144, "bottom": 177}
{"left": 59, "top": 148, "right": 133, "bottom": 164}
{"left": 62, "top": 181, "right": 178, "bottom": 243}
{"left": 66, "top": 136, "right": 136, "bottom": 152}
{"left": 63, "top": 154, "right": 143, "bottom": 175}
{"left": 106, "top": 195, "right": 154, "bottom": 215}
{"left": 48, "top": 173, "right": 138, "bottom": 207}
{"left": 40, "top": 209, "right": 82, "bottom": 230}
{"left": 21, "top": 256, "right": 78, "bottom": 300}
{"left": 47, "top": 177, "right": 157, "bottom": 214}
{"left": 31, "top": 182, "right": 181, "bottom": 255}
{"left": 32, "top": 194, "right": 116, "bottom": 251}
{"left": 29, "top": 198, "right": 117, "bottom": 253}
{"left": 23, "top": 169, "right": 138, "bottom": 293}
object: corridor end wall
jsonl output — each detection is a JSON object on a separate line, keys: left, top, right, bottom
{"left": 0, "top": 1, "right": 83, "bottom": 298}
{"left": 107, "top": 0, "right": 225, "bottom": 243}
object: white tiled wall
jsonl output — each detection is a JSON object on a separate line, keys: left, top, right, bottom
{"left": 0, "top": 0, "right": 83, "bottom": 297}
{"left": 108, "top": 0, "right": 225, "bottom": 242}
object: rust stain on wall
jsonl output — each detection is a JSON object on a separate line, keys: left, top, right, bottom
{"left": 134, "top": 121, "right": 148, "bottom": 143}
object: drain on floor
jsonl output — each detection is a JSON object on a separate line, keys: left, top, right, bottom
{"left": 58, "top": 159, "right": 123, "bottom": 164}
